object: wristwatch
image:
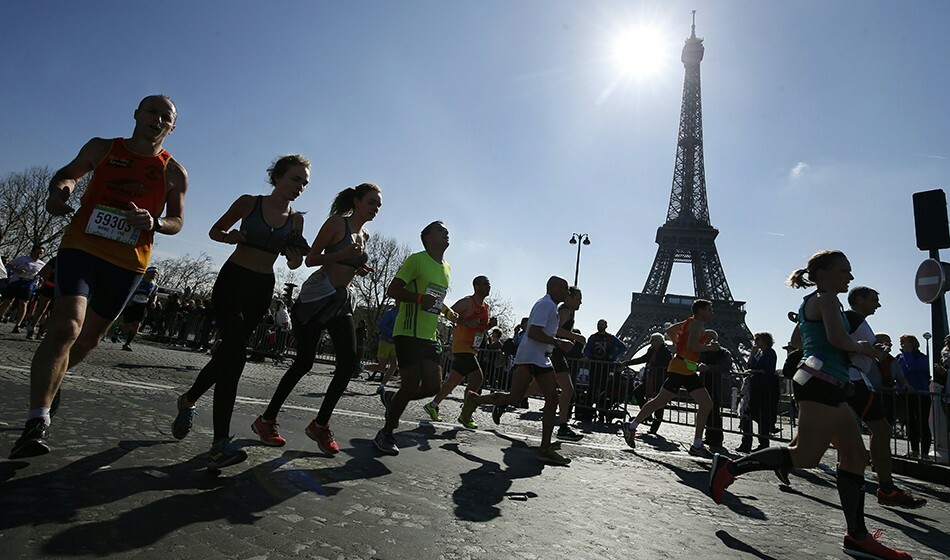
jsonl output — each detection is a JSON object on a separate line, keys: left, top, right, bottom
{"left": 152, "top": 214, "right": 164, "bottom": 233}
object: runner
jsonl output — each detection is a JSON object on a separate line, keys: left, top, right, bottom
{"left": 423, "top": 276, "right": 497, "bottom": 428}
{"left": 843, "top": 287, "right": 926, "bottom": 509}
{"left": 113, "top": 266, "right": 159, "bottom": 351}
{"left": 23, "top": 256, "right": 57, "bottom": 340}
{"left": 9, "top": 95, "right": 188, "bottom": 460}
{"left": 467, "top": 276, "right": 579, "bottom": 465}
{"left": 253, "top": 183, "right": 381, "bottom": 455}
{"left": 171, "top": 154, "right": 309, "bottom": 469}
{"left": 550, "top": 286, "right": 585, "bottom": 441}
{"left": 622, "top": 299, "right": 719, "bottom": 457}
{"left": 367, "top": 304, "right": 398, "bottom": 393}
{"left": 374, "top": 221, "right": 456, "bottom": 456}
{"left": 709, "top": 250, "right": 911, "bottom": 560}
{"left": 0, "top": 245, "right": 46, "bottom": 333}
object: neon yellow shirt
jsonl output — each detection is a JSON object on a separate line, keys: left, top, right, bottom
{"left": 393, "top": 251, "right": 451, "bottom": 341}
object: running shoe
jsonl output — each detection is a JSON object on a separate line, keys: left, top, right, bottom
{"left": 491, "top": 404, "right": 505, "bottom": 425}
{"left": 459, "top": 396, "right": 478, "bottom": 424}
{"left": 122, "top": 344, "right": 133, "bottom": 352}
{"left": 305, "top": 421, "right": 340, "bottom": 455}
{"left": 171, "top": 394, "right": 197, "bottom": 440}
{"left": 877, "top": 488, "right": 927, "bottom": 509}
{"left": 25, "top": 328, "right": 35, "bottom": 340}
{"left": 842, "top": 529, "right": 911, "bottom": 560}
{"left": 621, "top": 422, "right": 636, "bottom": 449}
{"left": 9, "top": 418, "right": 50, "bottom": 459}
{"left": 457, "top": 416, "right": 478, "bottom": 429}
{"left": 537, "top": 446, "right": 571, "bottom": 466}
{"left": 689, "top": 444, "right": 712, "bottom": 458}
{"left": 251, "top": 415, "right": 286, "bottom": 447}
{"left": 423, "top": 402, "right": 441, "bottom": 422}
{"left": 774, "top": 468, "right": 791, "bottom": 486}
{"left": 11, "top": 325, "right": 20, "bottom": 334}
{"left": 373, "top": 430, "right": 399, "bottom": 456}
{"left": 709, "top": 453, "right": 736, "bottom": 505}
{"left": 380, "top": 390, "right": 394, "bottom": 412}
{"left": 207, "top": 437, "right": 248, "bottom": 470}
{"left": 556, "top": 425, "right": 585, "bottom": 442}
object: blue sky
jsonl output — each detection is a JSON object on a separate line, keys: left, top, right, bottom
{"left": 2, "top": 1, "right": 949, "bottom": 353}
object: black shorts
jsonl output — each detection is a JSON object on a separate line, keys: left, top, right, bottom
{"left": 394, "top": 335, "right": 440, "bottom": 369}
{"left": 55, "top": 248, "right": 142, "bottom": 321}
{"left": 792, "top": 375, "right": 852, "bottom": 407}
{"left": 847, "top": 382, "right": 886, "bottom": 422}
{"left": 2, "top": 281, "right": 32, "bottom": 301}
{"left": 515, "top": 363, "right": 555, "bottom": 377}
{"left": 451, "top": 353, "right": 481, "bottom": 376}
{"left": 663, "top": 372, "right": 705, "bottom": 393}
{"left": 550, "top": 348, "right": 569, "bottom": 373}
{"left": 122, "top": 303, "right": 148, "bottom": 324}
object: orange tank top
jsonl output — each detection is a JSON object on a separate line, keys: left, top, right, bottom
{"left": 59, "top": 138, "right": 171, "bottom": 273}
{"left": 668, "top": 317, "right": 707, "bottom": 375}
{"left": 451, "top": 297, "right": 490, "bottom": 354}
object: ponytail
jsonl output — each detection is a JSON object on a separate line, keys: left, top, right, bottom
{"left": 787, "top": 249, "right": 846, "bottom": 289}
{"left": 329, "top": 182, "right": 381, "bottom": 217}
{"left": 786, "top": 268, "right": 813, "bottom": 289}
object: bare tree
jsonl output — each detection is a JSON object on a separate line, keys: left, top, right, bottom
{"left": 485, "top": 293, "right": 515, "bottom": 336}
{"left": 148, "top": 252, "right": 218, "bottom": 298}
{"left": 274, "top": 265, "right": 306, "bottom": 301}
{"left": 351, "top": 232, "right": 411, "bottom": 334}
{"left": 0, "top": 166, "right": 87, "bottom": 258}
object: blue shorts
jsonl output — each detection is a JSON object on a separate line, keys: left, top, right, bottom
{"left": 55, "top": 248, "right": 142, "bottom": 321}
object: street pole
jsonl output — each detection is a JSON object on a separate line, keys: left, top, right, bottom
{"left": 569, "top": 233, "right": 590, "bottom": 287}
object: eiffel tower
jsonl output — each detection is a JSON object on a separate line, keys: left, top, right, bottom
{"left": 617, "top": 14, "right": 752, "bottom": 361}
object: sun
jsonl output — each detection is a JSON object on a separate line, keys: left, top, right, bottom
{"left": 612, "top": 26, "right": 670, "bottom": 78}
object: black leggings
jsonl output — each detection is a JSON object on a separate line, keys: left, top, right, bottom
{"left": 186, "top": 262, "right": 274, "bottom": 442}
{"left": 263, "top": 312, "right": 357, "bottom": 426}
{"left": 905, "top": 393, "right": 932, "bottom": 456}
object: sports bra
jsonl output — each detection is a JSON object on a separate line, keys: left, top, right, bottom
{"left": 239, "top": 196, "right": 295, "bottom": 255}
{"left": 325, "top": 216, "right": 369, "bottom": 268}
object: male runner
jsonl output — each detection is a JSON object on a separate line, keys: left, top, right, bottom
{"left": 844, "top": 287, "right": 927, "bottom": 509}
{"left": 424, "top": 275, "right": 497, "bottom": 428}
{"left": 469, "top": 276, "right": 578, "bottom": 465}
{"left": 9, "top": 95, "right": 188, "bottom": 459}
{"left": 374, "top": 221, "right": 457, "bottom": 456}
{"left": 622, "top": 299, "right": 719, "bottom": 457}
{"left": 114, "top": 266, "right": 159, "bottom": 351}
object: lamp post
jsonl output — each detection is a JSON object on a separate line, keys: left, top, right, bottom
{"left": 924, "top": 331, "right": 933, "bottom": 374}
{"left": 568, "top": 233, "right": 591, "bottom": 286}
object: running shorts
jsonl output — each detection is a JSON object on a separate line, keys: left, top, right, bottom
{"left": 515, "top": 363, "right": 555, "bottom": 377}
{"left": 847, "top": 382, "right": 886, "bottom": 421}
{"left": 55, "top": 248, "right": 142, "bottom": 321}
{"left": 451, "top": 353, "right": 480, "bottom": 376}
{"left": 394, "top": 335, "right": 441, "bottom": 368}
{"left": 662, "top": 372, "right": 705, "bottom": 393}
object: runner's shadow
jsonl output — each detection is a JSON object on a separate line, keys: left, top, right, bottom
{"left": 42, "top": 444, "right": 392, "bottom": 556}
{"left": 715, "top": 530, "right": 780, "bottom": 560}
{"left": 638, "top": 453, "right": 767, "bottom": 520}
{"left": 444, "top": 433, "right": 543, "bottom": 522}
{"left": 396, "top": 424, "right": 460, "bottom": 452}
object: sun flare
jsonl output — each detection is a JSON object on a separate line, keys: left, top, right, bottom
{"left": 612, "top": 26, "right": 670, "bottom": 78}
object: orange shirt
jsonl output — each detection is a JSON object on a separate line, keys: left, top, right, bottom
{"left": 59, "top": 138, "right": 171, "bottom": 273}
{"left": 451, "top": 297, "right": 490, "bottom": 354}
{"left": 668, "top": 317, "right": 708, "bottom": 375}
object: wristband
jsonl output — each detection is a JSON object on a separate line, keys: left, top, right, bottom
{"left": 417, "top": 294, "right": 423, "bottom": 305}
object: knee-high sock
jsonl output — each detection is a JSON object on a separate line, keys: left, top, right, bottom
{"left": 836, "top": 468, "right": 868, "bottom": 536}
{"left": 730, "top": 446, "right": 793, "bottom": 476}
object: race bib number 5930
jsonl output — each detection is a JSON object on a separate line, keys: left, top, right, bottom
{"left": 85, "top": 205, "right": 140, "bottom": 245}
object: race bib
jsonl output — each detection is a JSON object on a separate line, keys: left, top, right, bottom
{"left": 423, "top": 284, "right": 447, "bottom": 314}
{"left": 131, "top": 293, "right": 149, "bottom": 304}
{"left": 472, "top": 332, "right": 485, "bottom": 348}
{"left": 85, "top": 205, "right": 140, "bottom": 245}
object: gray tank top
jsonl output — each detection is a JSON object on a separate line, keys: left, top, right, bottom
{"left": 239, "top": 196, "right": 294, "bottom": 255}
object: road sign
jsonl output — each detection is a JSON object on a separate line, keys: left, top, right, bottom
{"left": 915, "top": 259, "right": 950, "bottom": 304}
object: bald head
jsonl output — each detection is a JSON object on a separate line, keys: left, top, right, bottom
{"left": 546, "top": 276, "right": 569, "bottom": 303}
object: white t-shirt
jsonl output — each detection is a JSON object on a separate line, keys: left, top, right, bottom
{"left": 7, "top": 255, "right": 45, "bottom": 283}
{"left": 514, "top": 294, "right": 559, "bottom": 368}
{"left": 848, "top": 317, "right": 876, "bottom": 382}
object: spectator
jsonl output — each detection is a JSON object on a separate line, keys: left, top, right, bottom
{"left": 582, "top": 319, "right": 628, "bottom": 413}
{"left": 737, "top": 331, "right": 776, "bottom": 452}
{"left": 897, "top": 334, "right": 932, "bottom": 459}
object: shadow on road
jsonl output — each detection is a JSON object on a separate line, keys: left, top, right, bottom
{"left": 715, "top": 530, "right": 780, "bottom": 560}
{"left": 444, "top": 432, "right": 543, "bottom": 522}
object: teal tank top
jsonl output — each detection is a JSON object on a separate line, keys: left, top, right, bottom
{"left": 798, "top": 292, "right": 851, "bottom": 382}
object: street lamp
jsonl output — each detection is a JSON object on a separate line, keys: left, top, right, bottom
{"left": 924, "top": 331, "right": 933, "bottom": 373}
{"left": 568, "top": 233, "right": 591, "bottom": 286}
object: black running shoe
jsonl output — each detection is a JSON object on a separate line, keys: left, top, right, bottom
{"left": 556, "top": 426, "right": 584, "bottom": 442}
{"left": 172, "top": 394, "right": 197, "bottom": 440}
{"left": 491, "top": 404, "right": 505, "bottom": 425}
{"left": 9, "top": 418, "right": 50, "bottom": 459}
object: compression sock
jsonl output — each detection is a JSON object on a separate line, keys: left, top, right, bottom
{"left": 731, "top": 446, "right": 793, "bottom": 476}
{"left": 837, "top": 468, "right": 868, "bottom": 537}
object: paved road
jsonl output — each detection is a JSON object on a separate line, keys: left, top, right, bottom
{"left": 1, "top": 334, "right": 947, "bottom": 559}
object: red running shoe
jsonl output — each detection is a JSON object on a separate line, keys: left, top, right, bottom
{"left": 877, "top": 488, "right": 927, "bottom": 509}
{"left": 305, "top": 421, "right": 340, "bottom": 455}
{"left": 251, "top": 415, "right": 286, "bottom": 447}
{"left": 843, "top": 529, "right": 912, "bottom": 560}
{"left": 709, "top": 453, "right": 736, "bottom": 505}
